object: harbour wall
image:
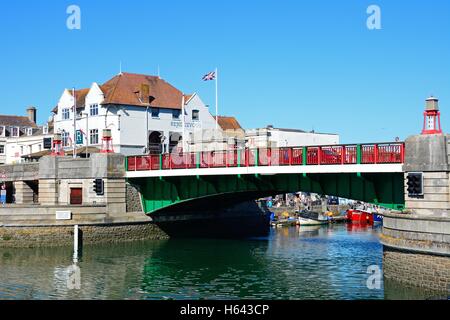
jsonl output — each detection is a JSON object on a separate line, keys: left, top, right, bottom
{"left": 381, "top": 134, "right": 450, "bottom": 292}
{"left": 0, "top": 223, "right": 168, "bottom": 248}
{"left": 0, "top": 154, "right": 168, "bottom": 248}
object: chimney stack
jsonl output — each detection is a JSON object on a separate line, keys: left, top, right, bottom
{"left": 140, "top": 84, "right": 150, "bottom": 103}
{"left": 27, "top": 106, "right": 37, "bottom": 123}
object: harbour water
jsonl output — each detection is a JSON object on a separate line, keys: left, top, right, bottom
{"left": 0, "top": 224, "right": 445, "bottom": 300}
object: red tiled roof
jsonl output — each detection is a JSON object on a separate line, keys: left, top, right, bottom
{"left": 214, "top": 116, "right": 243, "bottom": 131}
{"left": 101, "top": 72, "right": 184, "bottom": 109}
{"left": 184, "top": 94, "right": 194, "bottom": 103}
{"left": 53, "top": 73, "right": 188, "bottom": 113}
{"left": 71, "top": 88, "right": 90, "bottom": 109}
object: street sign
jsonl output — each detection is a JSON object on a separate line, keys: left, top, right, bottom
{"left": 43, "top": 137, "right": 52, "bottom": 149}
{"left": 76, "top": 130, "right": 84, "bottom": 145}
{"left": 56, "top": 211, "right": 72, "bottom": 220}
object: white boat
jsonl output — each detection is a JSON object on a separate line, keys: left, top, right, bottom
{"left": 298, "top": 216, "right": 329, "bottom": 226}
{"left": 297, "top": 210, "right": 329, "bottom": 226}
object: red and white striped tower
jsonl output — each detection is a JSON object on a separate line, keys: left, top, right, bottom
{"left": 51, "top": 133, "right": 64, "bottom": 156}
{"left": 422, "top": 96, "right": 442, "bottom": 135}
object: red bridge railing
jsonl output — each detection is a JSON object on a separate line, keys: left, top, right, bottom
{"left": 126, "top": 143, "right": 405, "bottom": 171}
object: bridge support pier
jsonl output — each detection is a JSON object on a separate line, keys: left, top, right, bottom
{"left": 381, "top": 134, "right": 450, "bottom": 293}
{"left": 14, "top": 181, "right": 35, "bottom": 205}
{"left": 38, "top": 179, "right": 58, "bottom": 205}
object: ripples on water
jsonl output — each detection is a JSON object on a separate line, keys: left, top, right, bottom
{"left": 0, "top": 224, "right": 441, "bottom": 300}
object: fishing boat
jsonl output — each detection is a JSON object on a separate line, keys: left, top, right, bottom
{"left": 297, "top": 211, "right": 329, "bottom": 226}
{"left": 271, "top": 217, "right": 297, "bottom": 228}
{"left": 346, "top": 209, "right": 374, "bottom": 225}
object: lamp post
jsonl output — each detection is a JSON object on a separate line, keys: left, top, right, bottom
{"left": 146, "top": 106, "right": 149, "bottom": 154}
{"left": 145, "top": 96, "right": 156, "bottom": 154}
{"left": 72, "top": 88, "right": 77, "bottom": 159}
{"left": 81, "top": 112, "right": 89, "bottom": 158}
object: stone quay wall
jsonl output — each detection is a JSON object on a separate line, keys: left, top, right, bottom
{"left": 0, "top": 223, "right": 168, "bottom": 248}
{"left": 0, "top": 154, "right": 169, "bottom": 248}
{"left": 126, "top": 182, "right": 143, "bottom": 213}
{"left": 381, "top": 133, "right": 450, "bottom": 292}
{"left": 381, "top": 212, "right": 450, "bottom": 292}
{"left": 383, "top": 247, "right": 450, "bottom": 292}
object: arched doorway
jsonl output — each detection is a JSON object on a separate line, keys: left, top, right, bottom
{"left": 169, "top": 132, "right": 182, "bottom": 153}
{"left": 148, "top": 131, "right": 163, "bottom": 154}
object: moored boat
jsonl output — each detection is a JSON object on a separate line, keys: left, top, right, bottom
{"left": 346, "top": 209, "right": 374, "bottom": 225}
{"left": 271, "top": 218, "right": 297, "bottom": 228}
{"left": 297, "top": 211, "right": 329, "bottom": 226}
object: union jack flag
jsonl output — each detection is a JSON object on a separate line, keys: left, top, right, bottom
{"left": 202, "top": 71, "right": 216, "bottom": 81}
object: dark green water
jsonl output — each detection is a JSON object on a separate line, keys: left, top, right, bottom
{"left": 0, "top": 225, "right": 444, "bottom": 300}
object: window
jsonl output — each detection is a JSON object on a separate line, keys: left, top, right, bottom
{"left": 0, "top": 126, "right": 4, "bottom": 137}
{"left": 42, "top": 126, "right": 48, "bottom": 135}
{"left": 11, "top": 127, "right": 19, "bottom": 137}
{"left": 426, "top": 116, "right": 435, "bottom": 130}
{"left": 90, "top": 104, "right": 99, "bottom": 116}
{"left": 27, "top": 128, "right": 33, "bottom": 136}
{"left": 172, "top": 110, "right": 181, "bottom": 120}
{"left": 62, "top": 108, "right": 70, "bottom": 120}
{"left": 38, "top": 144, "right": 42, "bottom": 152}
{"left": 192, "top": 110, "right": 200, "bottom": 121}
{"left": 20, "top": 146, "right": 24, "bottom": 155}
{"left": 90, "top": 129, "right": 99, "bottom": 145}
{"left": 151, "top": 108, "right": 160, "bottom": 118}
{"left": 0, "top": 145, "right": 4, "bottom": 154}
{"left": 62, "top": 132, "right": 70, "bottom": 147}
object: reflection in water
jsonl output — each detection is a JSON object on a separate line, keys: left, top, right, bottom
{"left": 0, "top": 225, "right": 443, "bottom": 300}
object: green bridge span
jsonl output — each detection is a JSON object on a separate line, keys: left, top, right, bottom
{"left": 127, "top": 143, "right": 405, "bottom": 214}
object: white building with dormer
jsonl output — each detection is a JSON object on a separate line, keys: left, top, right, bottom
{"left": 53, "top": 72, "right": 218, "bottom": 155}
{"left": 0, "top": 107, "right": 54, "bottom": 165}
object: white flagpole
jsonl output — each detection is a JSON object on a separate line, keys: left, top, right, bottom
{"left": 215, "top": 67, "right": 218, "bottom": 131}
{"left": 181, "top": 94, "right": 186, "bottom": 151}
{"left": 72, "top": 88, "right": 77, "bottom": 159}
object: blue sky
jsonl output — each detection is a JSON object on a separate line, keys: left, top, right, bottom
{"left": 0, "top": 0, "right": 449, "bottom": 143}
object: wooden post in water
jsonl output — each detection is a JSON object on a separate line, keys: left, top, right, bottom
{"left": 73, "top": 225, "right": 79, "bottom": 263}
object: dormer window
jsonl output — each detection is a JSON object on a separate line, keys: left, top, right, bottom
{"left": 62, "top": 108, "right": 70, "bottom": 120}
{"left": 90, "top": 104, "right": 99, "bottom": 116}
{"left": 43, "top": 126, "right": 49, "bottom": 135}
{"left": 11, "top": 127, "right": 19, "bottom": 137}
{"left": 27, "top": 128, "right": 33, "bottom": 136}
{"left": 0, "top": 126, "right": 4, "bottom": 137}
